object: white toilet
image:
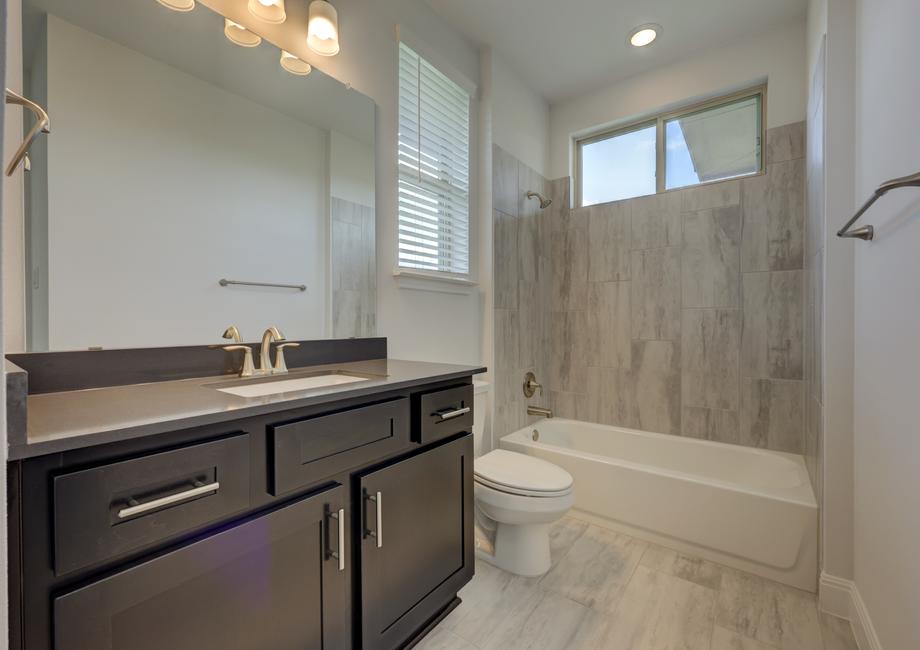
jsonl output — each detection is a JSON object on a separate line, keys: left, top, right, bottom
{"left": 471, "top": 383, "right": 574, "bottom": 577}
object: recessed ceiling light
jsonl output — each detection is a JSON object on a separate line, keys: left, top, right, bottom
{"left": 629, "top": 24, "right": 661, "bottom": 47}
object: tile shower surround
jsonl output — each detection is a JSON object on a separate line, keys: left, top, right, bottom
{"left": 493, "top": 121, "right": 808, "bottom": 453}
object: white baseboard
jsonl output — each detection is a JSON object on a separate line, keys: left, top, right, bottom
{"left": 819, "top": 573, "right": 883, "bottom": 650}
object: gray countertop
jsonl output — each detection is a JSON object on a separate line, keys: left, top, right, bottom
{"left": 9, "top": 358, "right": 486, "bottom": 460}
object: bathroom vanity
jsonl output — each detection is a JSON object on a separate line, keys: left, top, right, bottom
{"left": 7, "top": 346, "right": 483, "bottom": 650}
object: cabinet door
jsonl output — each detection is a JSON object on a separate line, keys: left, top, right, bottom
{"left": 54, "top": 485, "right": 349, "bottom": 650}
{"left": 359, "top": 434, "right": 474, "bottom": 649}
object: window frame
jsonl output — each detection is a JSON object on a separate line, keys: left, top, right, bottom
{"left": 395, "top": 40, "right": 474, "bottom": 282}
{"left": 575, "top": 85, "right": 766, "bottom": 208}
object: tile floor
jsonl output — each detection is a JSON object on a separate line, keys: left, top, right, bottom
{"left": 417, "top": 517, "right": 858, "bottom": 650}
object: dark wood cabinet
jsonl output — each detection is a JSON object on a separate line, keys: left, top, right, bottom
{"left": 358, "top": 435, "right": 474, "bottom": 650}
{"left": 53, "top": 484, "right": 349, "bottom": 650}
{"left": 9, "top": 377, "right": 476, "bottom": 650}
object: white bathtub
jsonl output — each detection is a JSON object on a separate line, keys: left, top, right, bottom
{"left": 501, "top": 418, "right": 818, "bottom": 591}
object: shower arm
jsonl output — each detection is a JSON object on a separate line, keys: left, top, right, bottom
{"left": 5, "top": 88, "right": 50, "bottom": 177}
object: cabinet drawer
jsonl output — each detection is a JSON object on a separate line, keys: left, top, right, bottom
{"left": 269, "top": 397, "right": 410, "bottom": 495}
{"left": 413, "top": 384, "right": 474, "bottom": 444}
{"left": 53, "top": 433, "right": 251, "bottom": 576}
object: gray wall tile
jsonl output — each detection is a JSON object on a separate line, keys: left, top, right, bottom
{"left": 494, "top": 210, "right": 519, "bottom": 309}
{"left": 632, "top": 192, "right": 681, "bottom": 249}
{"left": 633, "top": 340, "right": 681, "bottom": 434}
{"left": 741, "top": 158, "right": 805, "bottom": 272}
{"left": 741, "top": 379, "right": 805, "bottom": 452}
{"left": 765, "top": 122, "right": 806, "bottom": 164}
{"left": 586, "top": 282, "right": 631, "bottom": 369}
{"left": 682, "top": 309, "right": 742, "bottom": 411}
{"left": 494, "top": 309, "right": 520, "bottom": 408}
{"left": 587, "top": 366, "right": 637, "bottom": 428}
{"left": 682, "top": 206, "right": 742, "bottom": 308}
{"left": 631, "top": 247, "right": 681, "bottom": 340}
{"left": 586, "top": 202, "right": 631, "bottom": 281}
{"left": 551, "top": 226, "right": 588, "bottom": 310}
{"left": 680, "top": 179, "right": 741, "bottom": 213}
{"left": 547, "top": 177, "right": 572, "bottom": 233}
{"left": 682, "top": 407, "right": 740, "bottom": 444}
{"left": 549, "top": 310, "right": 588, "bottom": 394}
{"left": 742, "top": 271, "right": 804, "bottom": 380}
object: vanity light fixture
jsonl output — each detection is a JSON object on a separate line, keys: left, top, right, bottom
{"left": 280, "top": 50, "right": 312, "bottom": 75}
{"left": 224, "top": 18, "right": 262, "bottom": 47}
{"left": 156, "top": 0, "right": 195, "bottom": 12}
{"left": 248, "top": 0, "right": 286, "bottom": 24}
{"left": 628, "top": 23, "right": 661, "bottom": 47}
{"left": 307, "top": 0, "right": 340, "bottom": 56}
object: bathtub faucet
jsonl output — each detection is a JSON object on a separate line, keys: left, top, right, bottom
{"left": 527, "top": 405, "right": 554, "bottom": 419}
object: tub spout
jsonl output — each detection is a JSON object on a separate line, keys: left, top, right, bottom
{"left": 527, "top": 406, "right": 554, "bottom": 419}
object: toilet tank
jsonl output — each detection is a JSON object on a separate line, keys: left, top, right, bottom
{"left": 472, "top": 380, "right": 490, "bottom": 457}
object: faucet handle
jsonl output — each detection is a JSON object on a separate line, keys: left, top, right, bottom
{"left": 273, "top": 342, "right": 300, "bottom": 374}
{"left": 523, "top": 371, "right": 543, "bottom": 398}
{"left": 222, "top": 345, "right": 255, "bottom": 377}
{"left": 222, "top": 326, "right": 242, "bottom": 343}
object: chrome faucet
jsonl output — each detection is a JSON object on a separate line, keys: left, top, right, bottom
{"left": 260, "top": 326, "right": 285, "bottom": 374}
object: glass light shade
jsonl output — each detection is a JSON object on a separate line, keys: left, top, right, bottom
{"left": 307, "top": 1, "right": 340, "bottom": 56}
{"left": 156, "top": 0, "right": 195, "bottom": 12}
{"left": 248, "top": 0, "right": 286, "bottom": 24}
{"left": 280, "top": 50, "right": 312, "bottom": 76}
{"left": 224, "top": 19, "right": 262, "bottom": 47}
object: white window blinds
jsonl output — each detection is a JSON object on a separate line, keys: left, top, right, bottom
{"left": 397, "top": 42, "right": 470, "bottom": 276}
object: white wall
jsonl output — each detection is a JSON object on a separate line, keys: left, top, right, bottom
{"left": 0, "top": 0, "right": 8, "bottom": 644}
{"left": 44, "top": 16, "right": 327, "bottom": 349}
{"left": 548, "top": 18, "right": 807, "bottom": 180}
{"left": 808, "top": 0, "right": 857, "bottom": 592}
{"left": 491, "top": 52, "right": 549, "bottom": 177}
{"left": 330, "top": 130, "right": 374, "bottom": 208}
{"left": 851, "top": 0, "right": 920, "bottom": 646}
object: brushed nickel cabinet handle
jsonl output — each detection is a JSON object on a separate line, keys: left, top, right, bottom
{"left": 366, "top": 491, "right": 383, "bottom": 548}
{"left": 117, "top": 482, "right": 220, "bottom": 519}
{"left": 434, "top": 406, "right": 470, "bottom": 421}
{"left": 328, "top": 508, "right": 345, "bottom": 571}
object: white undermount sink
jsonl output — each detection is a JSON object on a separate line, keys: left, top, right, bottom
{"left": 215, "top": 373, "right": 371, "bottom": 398}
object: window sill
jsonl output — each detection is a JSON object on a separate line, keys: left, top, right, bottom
{"left": 392, "top": 269, "right": 478, "bottom": 295}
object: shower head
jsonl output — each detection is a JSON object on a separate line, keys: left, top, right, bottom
{"left": 525, "top": 190, "right": 552, "bottom": 209}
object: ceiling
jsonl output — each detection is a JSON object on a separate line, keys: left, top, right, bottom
{"left": 423, "top": 0, "right": 807, "bottom": 103}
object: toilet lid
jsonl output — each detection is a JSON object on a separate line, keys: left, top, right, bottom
{"left": 475, "top": 450, "right": 573, "bottom": 496}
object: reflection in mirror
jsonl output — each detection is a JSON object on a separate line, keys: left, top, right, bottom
{"left": 22, "top": 0, "right": 376, "bottom": 351}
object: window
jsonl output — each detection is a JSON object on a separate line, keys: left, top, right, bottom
{"left": 397, "top": 42, "right": 471, "bottom": 277}
{"left": 577, "top": 89, "right": 763, "bottom": 207}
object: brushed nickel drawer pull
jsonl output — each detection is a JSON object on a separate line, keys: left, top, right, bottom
{"left": 366, "top": 491, "right": 383, "bottom": 548}
{"left": 434, "top": 406, "right": 470, "bottom": 421}
{"left": 117, "top": 482, "right": 220, "bottom": 519}
{"left": 328, "top": 508, "right": 345, "bottom": 571}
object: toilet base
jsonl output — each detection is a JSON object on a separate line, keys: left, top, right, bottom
{"left": 476, "top": 522, "right": 552, "bottom": 577}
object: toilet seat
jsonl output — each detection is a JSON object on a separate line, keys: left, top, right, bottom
{"left": 474, "top": 450, "right": 573, "bottom": 498}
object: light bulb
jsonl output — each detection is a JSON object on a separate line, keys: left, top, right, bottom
{"left": 628, "top": 24, "right": 661, "bottom": 47}
{"left": 248, "top": 0, "right": 286, "bottom": 24}
{"left": 307, "top": 1, "right": 340, "bottom": 56}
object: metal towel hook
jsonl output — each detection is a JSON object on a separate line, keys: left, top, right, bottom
{"left": 5, "top": 88, "right": 50, "bottom": 177}
{"left": 837, "top": 171, "right": 920, "bottom": 241}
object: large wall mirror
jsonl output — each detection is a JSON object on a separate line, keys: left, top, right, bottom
{"left": 21, "top": 0, "right": 376, "bottom": 351}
